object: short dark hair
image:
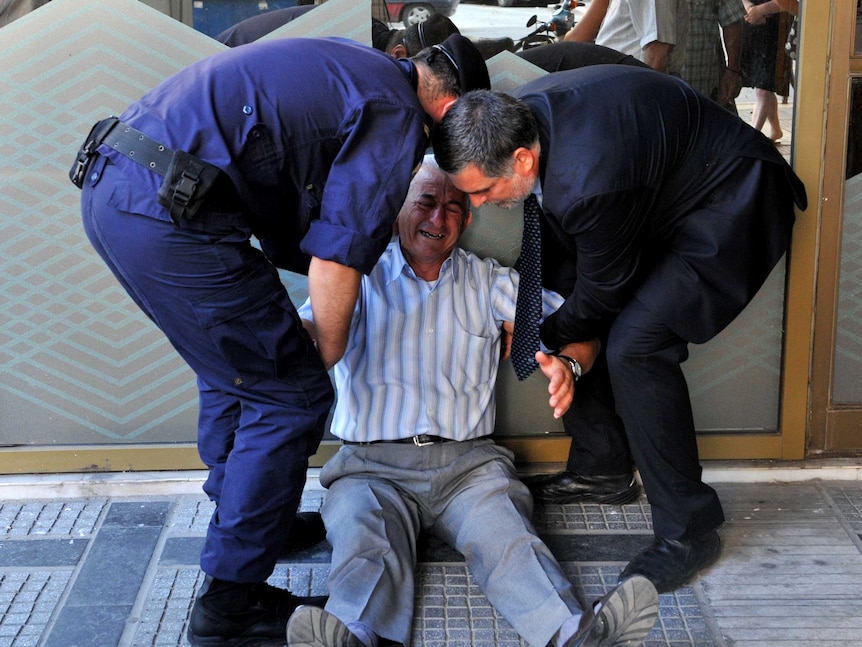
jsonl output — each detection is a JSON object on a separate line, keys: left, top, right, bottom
{"left": 372, "top": 18, "right": 397, "bottom": 52}
{"left": 433, "top": 90, "right": 538, "bottom": 177}
{"left": 411, "top": 45, "right": 461, "bottom": 99}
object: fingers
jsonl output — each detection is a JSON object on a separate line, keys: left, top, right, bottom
{"left": 536, "top": 352, "right": 575, "bottom": 418}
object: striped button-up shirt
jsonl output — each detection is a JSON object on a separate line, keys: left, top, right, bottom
{"left": 298, "top": 240, "right": 564, "bottom": 442}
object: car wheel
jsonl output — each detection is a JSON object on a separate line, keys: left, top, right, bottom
{"left": 497, "top": 0, "right": 516, "bottom": 7}
{"left": 400, "top": 4, "right": 435, "bottom": 25}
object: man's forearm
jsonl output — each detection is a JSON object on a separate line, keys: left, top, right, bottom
{"left": 719, "top": 21, "right": 744, "bottom": 104}
{"left": 723, "top": 21, "right": 743, "bottom": 72}
{"left": 564, "top": 0, "right": 610, "bottom": 42}
{"left": 558, "top": 338, "right": 601, "bottom": 374}
{"left": 307, "top": 257, "right": 361, "bottom": 369}
{"left": 643, "top": 41, "right": 674, "bottom": 73}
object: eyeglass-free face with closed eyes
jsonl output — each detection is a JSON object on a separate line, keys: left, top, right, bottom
{"left": 396, "top": 168, "right": 471, "bottom": 274}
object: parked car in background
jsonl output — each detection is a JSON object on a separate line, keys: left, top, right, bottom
{"left": 385, "top": 0, "right": 460, "bottom": 25}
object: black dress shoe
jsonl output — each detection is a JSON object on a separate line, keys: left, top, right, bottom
{"left": 619, "top": 529, "right": 721, "bottom": 593}
{"left": 281, "top": 511, "right": 326, "bottom": 557}
{"left": 187, "top": 576, "right": 327, "bottom": 646}
{"left": 522, "top": 470, "right": 640, "bottom": 505}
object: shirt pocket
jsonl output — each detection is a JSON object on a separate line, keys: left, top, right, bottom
{"left": 237, "top": 123, "right": 281, "bottom": 187}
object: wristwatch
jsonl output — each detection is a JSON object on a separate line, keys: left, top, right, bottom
{"left": 556, "top": 354, "right": 581, "bottom": 381}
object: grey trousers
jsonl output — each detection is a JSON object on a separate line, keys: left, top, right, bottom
{"left": 319, "top": 438, "right": 582, "bottom": 647}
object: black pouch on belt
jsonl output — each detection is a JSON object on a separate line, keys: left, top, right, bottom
{"left": 156, "top": 149, "right": 224, "bottom": 225}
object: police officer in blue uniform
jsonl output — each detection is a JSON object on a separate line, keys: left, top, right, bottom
{"left": 72, "top": 35, "right": 489, "bottom": 646}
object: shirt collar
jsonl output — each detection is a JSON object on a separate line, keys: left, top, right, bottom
{"left": 397, "top": 58, "right": 419, "bottom": 92}
{"left": 532, "top": 179, "right": 543, "bottom": 206}
{"left": 385, "top": 238, "right": 460, "bottom": 284}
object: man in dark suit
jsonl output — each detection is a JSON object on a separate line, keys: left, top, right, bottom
{"left": 516, "top": 43, "right": 650, "bottom": 513}
{"left": 432, "top": 65, "right": 806, "bottom": 593}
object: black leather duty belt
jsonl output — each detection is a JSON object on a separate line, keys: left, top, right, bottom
{"left": 343, "top": 434, "right": 453, "bottom": 447}
{"left": 70, "top": 117, "right": 228, "bottom": 226}
{"left": 103, "top": 120, "right": 174, "bottom": 175}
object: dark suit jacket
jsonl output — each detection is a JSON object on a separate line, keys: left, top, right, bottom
{"left": 513, "top": 65, "right": 806, "bottom": 347}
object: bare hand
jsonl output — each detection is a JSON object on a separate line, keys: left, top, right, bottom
{"left": 745, "top": 4, "right": 768, "bottom": 25}
{"left": 500, "top": 321, "right": 514, "bottom": 360}
{"left": 719, "top": 69, "right": 743, "bottom": 105}
{"left": 536, "top": 351, "right": 575, "bottom": 419}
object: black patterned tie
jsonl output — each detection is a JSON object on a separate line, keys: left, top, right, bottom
{"left": 511, "top": 193, "right": 542, "bottom": 381}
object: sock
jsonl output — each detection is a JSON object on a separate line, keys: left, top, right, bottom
{"left": 346, "top": 621, "right": 378, "bottom": 647}
{"left": 553, "top": 612, "right": 586, "bottom": 647}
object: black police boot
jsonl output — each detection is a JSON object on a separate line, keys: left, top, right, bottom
{"left": 187, "top": 575, "right": 326, "bottom": 647}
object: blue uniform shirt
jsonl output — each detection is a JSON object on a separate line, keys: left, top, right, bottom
{"left": 98, "top": 38, "right": 431, "bottom": 275}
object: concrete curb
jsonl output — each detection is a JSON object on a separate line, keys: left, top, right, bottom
{"left": 1, "top": 460, "right": 861, "bottom": 499}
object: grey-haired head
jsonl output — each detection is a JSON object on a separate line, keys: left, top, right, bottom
{"left": 433, "top": 90, "right": 537, "bottom": 177}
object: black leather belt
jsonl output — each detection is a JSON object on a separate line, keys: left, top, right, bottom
{"left": 103, "top": 121, "right": 174, "bottom": 175}
{"left": 343, "top": 434, "right": 453, "bottom": 447}
{"left": 70, "top": 117, "right": 230, "bottom": 226}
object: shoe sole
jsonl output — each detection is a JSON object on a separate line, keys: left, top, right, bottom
{"left": 287, "top": 605, "right": 357, "bottom": 647}
{"left": 588, "top": 575, "right": 659, "bottom": 647}
{"left": 567, "top": 575, "right": 659, "bottom": 647}
{"left": 532, "top": 482, "right": 641, "bottom": 506}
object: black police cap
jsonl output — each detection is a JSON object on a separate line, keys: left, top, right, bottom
{"left": 433, "top": 34, "right": 491, "bottom": 93}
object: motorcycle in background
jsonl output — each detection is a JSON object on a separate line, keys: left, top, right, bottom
{"left": 469, "top": 0, "right": 582, "bottom": 60}
{"left": 511, "top": 0, "right": 580, "bottom": 51}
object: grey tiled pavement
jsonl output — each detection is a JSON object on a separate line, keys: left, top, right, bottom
{"left": 2, "top": 473, "right": 862, "bottom": 647}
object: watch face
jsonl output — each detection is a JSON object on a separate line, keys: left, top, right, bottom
{"left": 559, "top": 355, "right": 581, "bottom": 379}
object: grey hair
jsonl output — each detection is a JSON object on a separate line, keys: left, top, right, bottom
{"left": 432, "top": 90, "right": 538, "bottom": 178}
{"left": 414, "top": 153, "right": 470, "bottom": 215}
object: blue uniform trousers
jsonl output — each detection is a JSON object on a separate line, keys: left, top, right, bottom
{"left": 81, "top": 161, "right": 333, "bottom": 582}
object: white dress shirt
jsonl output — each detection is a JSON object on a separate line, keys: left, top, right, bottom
{"left": 298, "top": 240, "right": 564, "bottom": 442}
{"left": 596, "top": 0, "right": 689, "bottom": 76}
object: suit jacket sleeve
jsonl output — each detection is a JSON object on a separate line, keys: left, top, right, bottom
{"left": 539, "top": 184, "right": 654, "bottom": 349}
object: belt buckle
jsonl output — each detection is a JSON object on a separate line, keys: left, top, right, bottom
{"left": 413, "top": 434, "right": 435, "bottom": 447}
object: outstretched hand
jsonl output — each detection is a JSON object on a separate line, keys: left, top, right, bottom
{"left": 534, "top": 338, "right": 602, "bottom": 418}
{"left": 536, "top": 351, "right": 575, "bottom": 419}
